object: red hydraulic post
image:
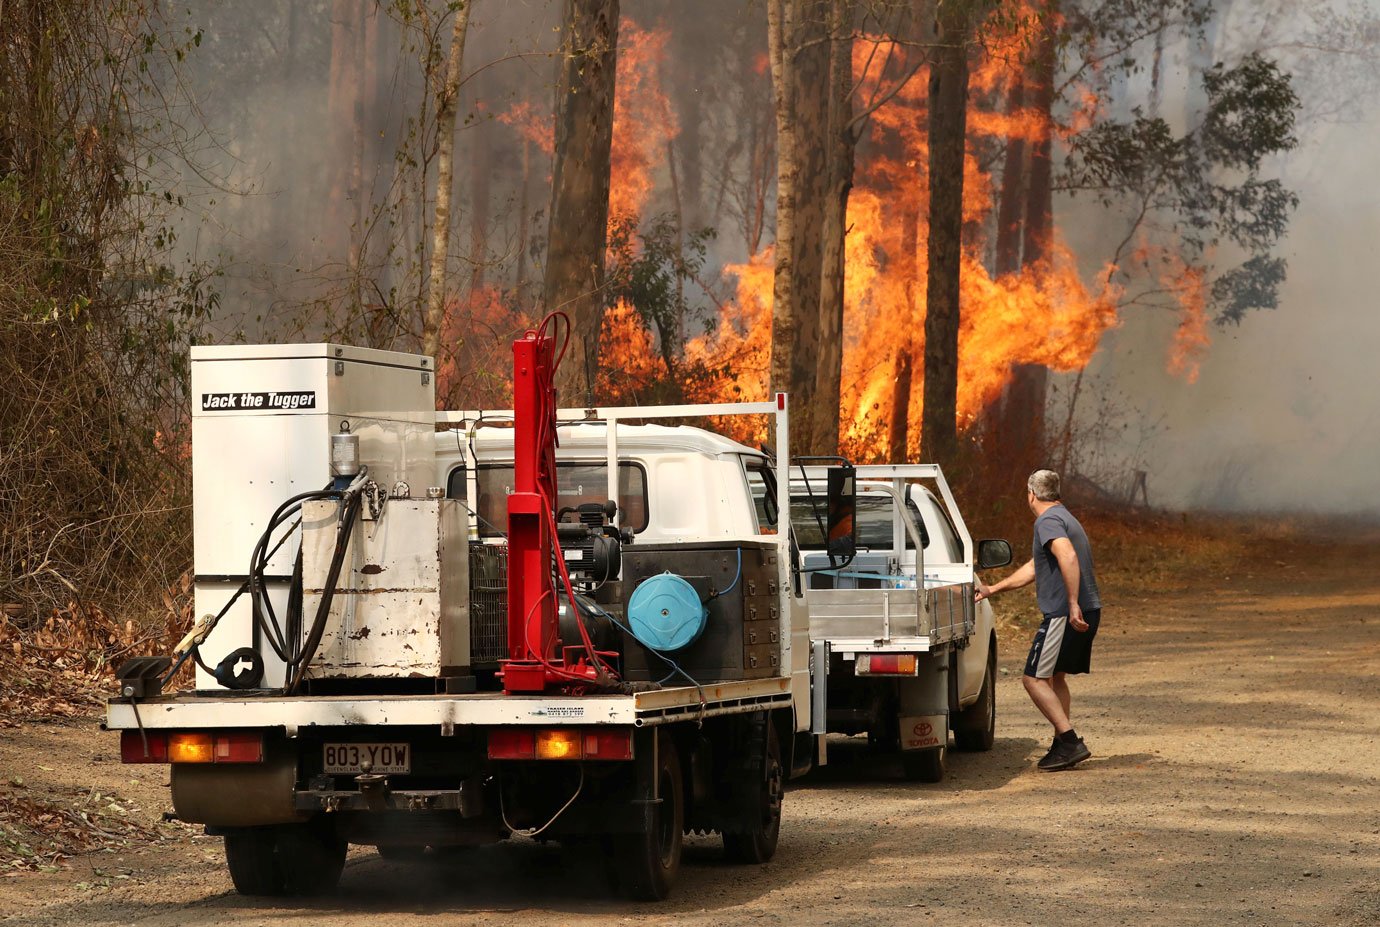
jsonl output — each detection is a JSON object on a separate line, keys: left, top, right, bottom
{"left": 501, "top": 330, "right": 558, "bottom": 692}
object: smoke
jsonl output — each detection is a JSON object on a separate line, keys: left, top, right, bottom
{"left": 1062, "top": 12, "right": 1380, "bottom": 517}
{"left": 160, "top": 0, "right": 1379, "bottom": 516}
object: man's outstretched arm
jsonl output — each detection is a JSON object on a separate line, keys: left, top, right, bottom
{"left": 975, "top": 559, "right": 1035, "bottom": 601}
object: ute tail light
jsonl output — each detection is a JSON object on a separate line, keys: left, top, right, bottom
{"left": 855, "top": 653, "right": 919, "bottom": 676}
{"left": 120, "top": 730, "right": 263, "bottom": 764}
{"left": 488, "top": 728, "right": 634, "bottom": 761}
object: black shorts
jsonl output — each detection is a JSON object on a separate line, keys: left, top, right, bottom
{"left": 1023, "top": 608, "right": 1101, "bottom": 679}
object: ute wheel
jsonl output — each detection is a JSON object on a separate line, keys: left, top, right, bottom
{"left": 278, "top": 824, "right": 347, "bottom": 896}
{"left": 901, "top": 744, "right": 947, "bottom": 783}
{"left": 954, "top": 643, "right": 997, "bottom": 752}
{"left": 723, "top": 721, "right": 783, "bottom": 864}
{"left": 615, "top": 733, "right": 683, "bottom": 901}
{"left": 225, "top": 828, "right": 284, "bottom": 896}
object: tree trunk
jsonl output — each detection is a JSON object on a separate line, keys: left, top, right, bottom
{"left": 767, "top": 0, "right": 799, "bottom": 400}
{"left": 671, "top": 15, "right": 705, "bottom": 230}
{"left": 811, "top": 0, "right": 855, "bottom": 457}
{"left": 1022, "top": 3, "right": 1055, "bottom": 268}
{"left": 784, "top": 1, "right": 831, "bottom": 450}
{"left": 545, "top": 0, "right": 621, "bottom": 405}
{"left": 468, "top": 80, "right": 492, "bottom": 296}
{"left": 421, "top": 2, "right": 474, "bottom": 360}
{"left": 993, "top": 72, "right": 1025, "bottom": 277}
{"left": 920, "top": 0, "right": 971, "bottom": 464}
{"left": 995, "top": 1, "right": 1057, "bottom": 471}
{"left": 514, "top": 137, "right": 532, "bottom": 304}
{"left": 888, "top": 348, "right": 913, "bottom": 462}
{"left": 326, "top": 0, "right": 359, "bottom": 268}
{"left": 890, "top": 190, "right": 920, "bottom": 460}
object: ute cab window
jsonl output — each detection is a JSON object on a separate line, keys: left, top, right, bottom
{"left": 791, "top": 494, "right": 929, "bottom": 550}
{"left": 453, "top": 462, "right": 649, "bottom": 537}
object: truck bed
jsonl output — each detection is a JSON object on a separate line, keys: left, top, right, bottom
{"left": 105, "top": 676, "right": 793, "bottom": 734}
{"left": 807, "top": 581, "right": 973, "bottom": 651}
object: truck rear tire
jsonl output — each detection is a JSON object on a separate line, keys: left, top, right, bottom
{"left": 278, "top": 824, "right": 347, "bottom": 895}
{"left": 722, "top": 722, "right": 782, "bottom": 864}
{"left": 224, "top": 824, "right": 346, "bottom": 897}
{"left": 954, "top": 643, "right": 997, "bottom": 752}
{"left": 901, "top": 745, "right": 946, "bottom": 782}
{"left": 224, "top": 829, "right": 283, "bottom": 896}
{"left": 615, "top": 734, "right": 683, "bottom": 901}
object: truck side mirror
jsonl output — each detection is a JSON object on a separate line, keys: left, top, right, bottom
{"left": 825, "top": 465, "right": 857, "bottom": 566}
{"left": 977, "top": 539, "right": 1013, "bottom": 570}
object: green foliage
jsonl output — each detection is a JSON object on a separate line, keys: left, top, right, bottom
{"left": 606, "top": 214, "right": 717, "bottom": 363}
{"left": 0, "top": 0, "right": 217, "bottom": 618}
{"left": 1060, "top": 54, "right": 1300, "bottom": 323}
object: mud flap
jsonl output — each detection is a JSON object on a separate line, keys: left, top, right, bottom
{"left": 896, "top": 651, "right": 949, "bottom": 751}
{"left": 898, "top": 714, "right": 946, "bottom": 751}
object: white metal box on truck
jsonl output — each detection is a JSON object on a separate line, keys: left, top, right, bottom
{"left": 190, "top": 344, "right": 435, "bottom": 688}
{"left": 300, "top": 497, "right": 470, "bottom": 679}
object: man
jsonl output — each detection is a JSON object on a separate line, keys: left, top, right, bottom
{"left": 975, "top": 469, "right": 1101, "bottom": 771}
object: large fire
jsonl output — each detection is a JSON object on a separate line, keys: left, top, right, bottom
{"left": 441, "top": 21, "right": 679, "bottom": 406}
{"left": 674, "top": 28, "right": 1124, "bottom": 459}
{"left": 470, "top": 12, "right": 1191, "bottom": 457}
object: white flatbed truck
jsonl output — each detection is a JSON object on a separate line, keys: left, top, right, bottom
{"left": 106, "top": 341, "right": 827, "bottom": 901}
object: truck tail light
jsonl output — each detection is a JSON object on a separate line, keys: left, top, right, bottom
{"left": 582, "top": 730, "right": 634, "bottom": 760}
{"left": 120, "top": 730, "right": 169, "bottom": 763}
{"left": 856, "top": 654, "right": 919, "bottom": 676}
{"left": 535, "top": 730, "right": 581, "bottom": 760}
{"left": 123, "top": 731, "right": 264, "bottom": 764}
{"left": 488, "top": 728, "right": 634, "bottom": 761}
{"left": 169, "top": 732, "right": 215, "bottom": 763}
{"left": 488, "top": 729, "right": 536, "bottom": 760}
{"left": 214, "top": 731, "right": 265, "bottom": 763}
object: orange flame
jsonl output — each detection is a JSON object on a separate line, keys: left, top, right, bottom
{"left": 594, "top": 6, "right": 1199, "bottom": 457}
{"left": 498, "top": 101, "right": 554, "bottom": 157}
{"left": 609, "top": 20, "right": 679, "bottom": 227}
{"left": 500, "top": 20, "right": 677, "bottom": 233}
{"left": 436, "top": 286, "right": 530, "bottom": 408}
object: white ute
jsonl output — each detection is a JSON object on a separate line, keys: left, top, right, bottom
{"left": 789, "top": 465, "right": 1012, "bottom": 781}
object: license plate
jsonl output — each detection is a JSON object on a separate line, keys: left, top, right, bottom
{"left": 323, "top": 742, "right": 411, "bottom": 774}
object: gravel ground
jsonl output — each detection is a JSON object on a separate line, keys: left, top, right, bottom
{"left": 3, "top": 537, "right": 1378, "bottom": 926}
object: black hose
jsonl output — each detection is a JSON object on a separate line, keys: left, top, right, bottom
{"left": 287, "top": 490, "right": 363, "bottom": 694}
{"left": 248, "top": 489, "right": 342, "bottom": 660}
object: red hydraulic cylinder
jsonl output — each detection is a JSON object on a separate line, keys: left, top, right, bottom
{"left": 502, "top": 331, "right": 559, "bottom": 692}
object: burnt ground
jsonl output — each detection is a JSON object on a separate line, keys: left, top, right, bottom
{"left": 2, "top": 532, "right": 1379, "bottom": 926}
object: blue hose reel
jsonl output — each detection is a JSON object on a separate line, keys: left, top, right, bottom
{"left": 627, "top": 573, "right": 708, "bottom": 652}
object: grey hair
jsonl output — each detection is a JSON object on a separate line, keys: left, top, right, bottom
{"left": 1027, "top": 469, "right": 1061, "bottom": 502}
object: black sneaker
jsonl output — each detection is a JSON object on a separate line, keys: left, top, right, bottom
{"left": 1037, "top": 738, "right": 1091, "bottom": 771}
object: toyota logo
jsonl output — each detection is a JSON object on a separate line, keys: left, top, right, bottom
{"left": 913, "top": 721, "right": 933, "bottom": 737}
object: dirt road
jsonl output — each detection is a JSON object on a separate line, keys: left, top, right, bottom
{"left": 3, "top": 536, "right": 1379, "bottom": 926}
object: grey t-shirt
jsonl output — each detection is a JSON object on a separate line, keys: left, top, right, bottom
{"left": 1032, "top": 504, "right": 1102, "bottom": 617}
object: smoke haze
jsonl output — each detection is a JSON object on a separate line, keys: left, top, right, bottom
{"left": 164, "top": 1, "right": 1380, "bottom": 516}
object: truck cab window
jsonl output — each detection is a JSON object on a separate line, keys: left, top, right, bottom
{"left": 445, "top": 464, "right": 467, "bottom": 503}
{"left": 744, "top": 459, "right": 779, "bottom": 534}
{"left": 474, "top": 462, "right": 649, "bottom": 537}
